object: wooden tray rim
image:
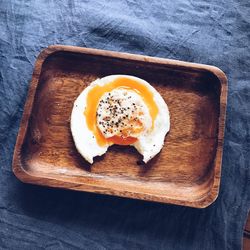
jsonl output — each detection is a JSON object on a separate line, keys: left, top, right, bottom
{"left": 12, "top": 45, "right": 228, "bottom": 208}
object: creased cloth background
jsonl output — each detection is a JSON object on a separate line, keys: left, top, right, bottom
{"left": 0, "top": 0, "right": 250, "bottom": 249}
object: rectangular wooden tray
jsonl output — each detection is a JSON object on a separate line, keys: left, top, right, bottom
{"left": 12, "top": 45, "right": 227, "bottom": 208}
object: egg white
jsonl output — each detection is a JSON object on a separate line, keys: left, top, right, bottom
{"left": 71, "top": 75, "right": 170, "bottom": 164}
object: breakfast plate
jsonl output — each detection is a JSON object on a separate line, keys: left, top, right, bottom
{"left": 12, "top": 45, "right": 227, "bottom": 208}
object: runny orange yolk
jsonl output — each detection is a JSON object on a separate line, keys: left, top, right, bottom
{"left": 84, "top": 77, "right": 158, "bottom": 146}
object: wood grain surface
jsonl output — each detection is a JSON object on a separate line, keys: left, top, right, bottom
{"left": 244, "top": 212, "right": 250, "bottom": 249}
{"left": 12, "top": 45, "right": 227, "bottom": 208}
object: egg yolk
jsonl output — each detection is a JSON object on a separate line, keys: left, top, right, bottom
{"left": 84, "top": 77, "right": 158, "bottom": 146}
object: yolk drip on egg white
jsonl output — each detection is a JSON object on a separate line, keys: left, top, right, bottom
{"left": 84, "top": 77, "right": 158, "bottom": 146}
{"left": 71, "top": 75, "right": 170, "bottom": 164}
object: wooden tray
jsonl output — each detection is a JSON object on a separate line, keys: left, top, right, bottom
{"left": 12, "top": 45, "right": 227, "bottom": 208}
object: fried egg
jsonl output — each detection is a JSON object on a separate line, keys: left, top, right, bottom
{"left": 71, "top": 75, "right": 170, "bottom": 164}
